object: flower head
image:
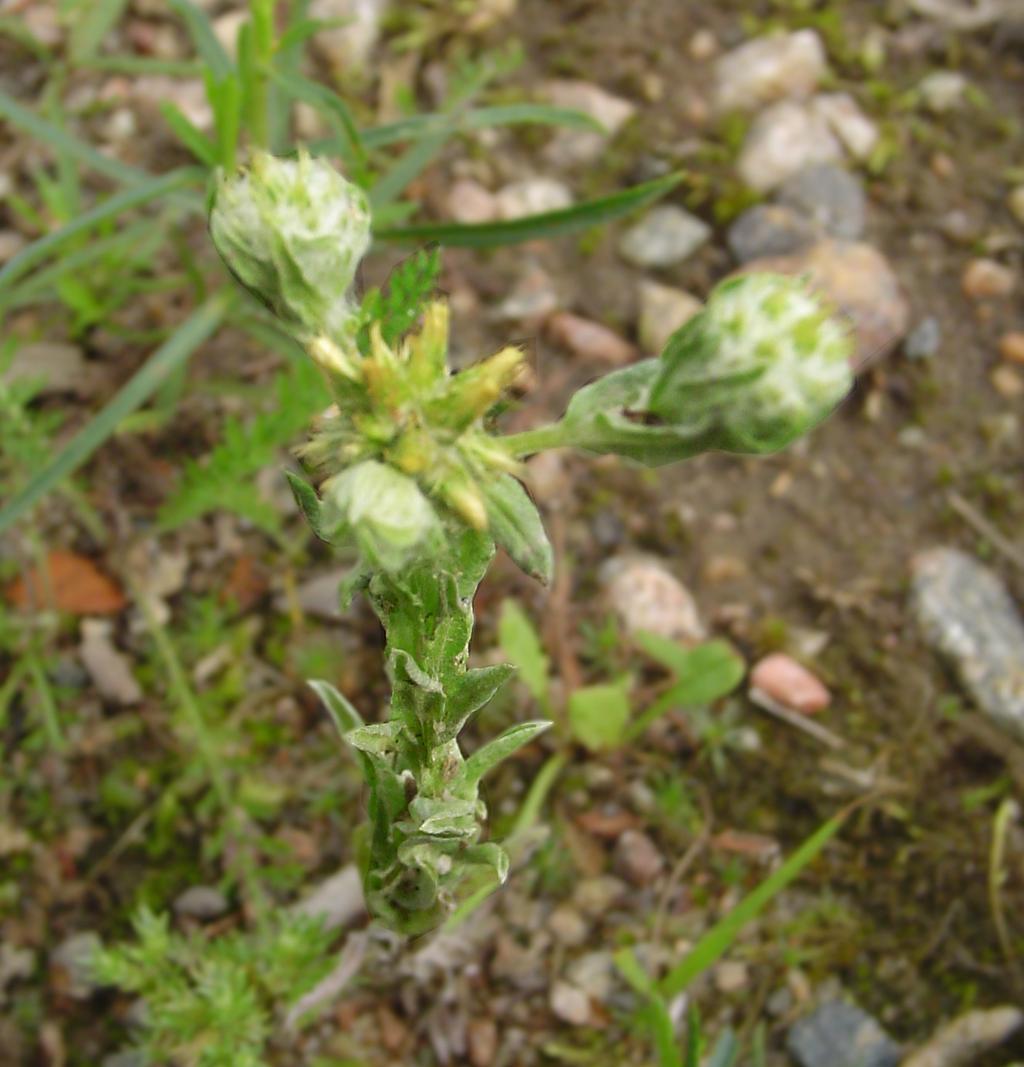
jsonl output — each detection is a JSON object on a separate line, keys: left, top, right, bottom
{"left": 649, "top": 273, "right": 853, "bottom": 453}
{"left": 210, "top": 151, "right": 370, "bottom": 341}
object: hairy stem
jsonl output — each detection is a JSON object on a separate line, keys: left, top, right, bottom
{"left": 499, "top": 421, "right": 568, "bottom": 457}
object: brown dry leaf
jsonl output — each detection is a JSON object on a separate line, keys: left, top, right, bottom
{"left": 7, "top": 551, "right": 126, "bottom": 615}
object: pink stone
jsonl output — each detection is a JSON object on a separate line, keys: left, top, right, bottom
{"left": 546, "top": 312, "right": 638, "bottom": 367}
{"left": 750, "top": 653, "right": 830, "bottom": 715}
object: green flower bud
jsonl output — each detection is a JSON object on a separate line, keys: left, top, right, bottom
{"left": 649, "top": 273, "right": 853, "bottom": 453}
{"left": 321, "top": 460, "right": 440, "bottom": 571}
{"left": 210, "top": 151, "right": 371, "bottom": 341}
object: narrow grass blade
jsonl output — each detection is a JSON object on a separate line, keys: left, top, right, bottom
{"left": 70, "top": 0, "right": 129, "bottom": 61}
{"left": 0, "top": 90, "right": 147, "bottom": 186}
{"left": 159, "top": 104, "right": 219, "bottom": 167}
{"left": 375, "top": 172, "right": 684, "bottom": 247}
{"left": 0, "top": 294, "right": 233, "bottom": 533}
{"left": 168, "top": 0, "right": 233, "bottom": 79}
{"left": 0, "top": 167, "right": 202, "bottom": 290}
{"left": 658, "top": 814, "right": 845, "bottom": 999}
{"left": 370, "top": 125, "right": 452, "bottom": 210}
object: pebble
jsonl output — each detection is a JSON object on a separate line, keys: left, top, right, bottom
{"left": 612, "top": 829, "right": 665, "bottom": 887}
{"left": 548, "top": 905, "right": 590, "bottom": 947}
{"left": 2, "top": 342, "right": 88, "bottom": 395}
{"left": 991, "top": 364, "right": 1024, "bottom": 398}
{"left": 600, "top": 554, "right": 706, "bottom": 643}
{"left": 713, "top": 960, "right": 750, "bottom": 994}
{"left": 737, "top": 101, "right": 843, "bottom": 193}
{"left": 308, "top": 0, "right": 390, "bottom": 73}
{"left": 294, "top": 569, "right": 349, "bottom": 621}
{"left": 572, "top": 875, "right": 627, "bottom": 918}
{"left": 904, "top": 317, "right": 942, "bottom": 360}
{"left": 467, "top": 1018, "right": 499, "bottom": 1067}
{"left": 79, "top": 620, "right": 143, "bottom": 706}
{"left": 291, "top": 865, "right": 364, "bottom": 930}
{"left": 212, "top": 10, "right": 247, "bottom": 57}
{"left": 788, "top": 1000, "right": 902, "bottom": 1067}
{"left": 618, "top": 205, "right": 711, "bottom": 268}
{"left": 739, "top": 239, "right": 910, "bottom": 369}
{"left": 713, "top": 30, "right": 828, "bottom": 114}
{"left": 51, "top": 932, "right": 103, "bottom": 1000}
{"left": 496, "top": 178, "right": 573, "bottom": 221}
{"left": 446, "top": 178, "right": 498, "bottom": 224}
{"left": 490, "top": 264, "right": 561, "bottom": 322}
{"left": 776, "top": 164, "right": 867, "bottom": 241}
{"left": 937, "top": 209, "right": 981, "bottom": 245}
{"left": 902, "top": 1007, "right": 1023, "bottom": 1067}
{"left": 999, "top": 331, "right": 1024, "bottom": 364}
{"left": 550, "top": 980, "right": 591, "bottom": 1026}
{"left": 750, "top": 653, "right": 830, "bottom": 715}
{"left": 132, "top": 76, "right": 212, "bottom": 129}
{"left": 689, "top": 29, "right": 719, "bottom": 60}
{"left": 1009, "top": 186, "right": 1024, "bottom": 225}
{"left": 961, "top": 257, "right": 1016, "bottom": 300}
{"left": 637, "top": 281, "right": 703, "bottom": 353}
{"left": 911, "top": 547, "right": 1024, "bottom": 741}
{"left": 917, "top": 71, "right": 968, "bottom": 114}
{"left": 173, "top": 885, "right": 229, "bottom": 921}
{"left": 727, "top": 204, "right": 818, "bottom": 263}
{"left": 546, "top": 312, "right": 637, "bottom": 366}
{"left": 811, "top": 93, "right": 879, "bottom": 161}
{"left": 565, "top": 950, "right": 617, "bottom": 1003}
{"left": 541, "top": 80, "right": 637, "bottom": 169}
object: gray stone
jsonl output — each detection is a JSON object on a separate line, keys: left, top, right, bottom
{"left": 550, "top": 981, "right": 591, "bottom": 1025}
{"left": 618, "top": 206, "right": 711, "bottom": 269}
{"left": 787, "top": 1000, "right": 902, "bottom": 1067}
{"left": 904, "top": 317, "right": 942, "bottom": 360}
{"left": 727, "top": 204, "right": 818, "bottom": 263}
{"left": 911, "top": 547, "right": 1024, "bottom": 741}
{"left": 173, "top": 885, "right": 229, "bottom": 921}
{"left": 3, "top": 342, "right": 87, "bottom": 395}
{"left": 902, "top": 1006, "right": 1023, "bottom": 1067}
{"left": 637, "top": 281, "right": 702, "bottom": 353}
{"left": 565, "top": 950, "right": 617, "bottom": 1003}
{"left": 51, "top": 932, "right": 103, "bottom": 1000}
{"left": 713, "top": 30, "right": 828, "bottom": 114}
{"left": 738, "top": 239, "right": 910, "bottom": 370}
{"left": 737, "top": 101, "right": 843, "bottom": 193}
{"left": 612, "top": 829, "right": 665, "bottom": 887}
{"left": 776, "top": 164, "right": 867, "bottom": 240}
{"left": 294, "top": 569, "right": 348, "bottom": 621}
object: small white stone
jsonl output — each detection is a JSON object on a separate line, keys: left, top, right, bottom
{"left": 714, "top": 960, "right": 750, "bottom": 994}
{"left": 212, "top": 11, "right": 248, "bottom": 58}
{"left": 3, "top": 342, "right": 87, "bottom": 395}
{"left": 447, "top": 179, "right": 499, "bottom": 224}
{"left": 811, "top": 92, "right": 879, "bottom": 160}
{"left": 550, "top": 981, "right": 592, "bottom": 1026}
{"left": 713, "top": 30, "right": 828, "bottom": 114}
{"left": 495, "top": 177, "right": 573, "bottom": 220}
{"left": 309, "top": 0, "right": 390, "bottom": 73}
{"left": 79, "top": 620, "right": 143, "bottom": 706}
{"left": 737, "top": 100, "right": 843, "bottom": 193}
{"left": 918, "top": 71, "right": 968, "bottom": 114}
{"left": 689, "top": 29, "right": 719, "bottom": 61}
{"left": 600, "top": 554, "right": 705, "bottom": 643}
{"left": 541, "top": 80, "right": 636, "bottom": 168}
{"left": 1009, "top": 186, "right": 1024, "bottom": 226}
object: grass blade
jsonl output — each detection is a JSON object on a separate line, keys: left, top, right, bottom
{"left": 70, "top": 0, "right": 129, "bottom": 61}
{"left": 168, "top": 0, "right": 233, "bottom": 79}
{"left": 658, "top": 814, "right": 845, "bottom": 999}
{"left": 0, "top": 90, "right": 147, "bottom": 186}
{"left": 375, "top": 172, "right": 684, "bottom": 247}
{"left": 0, "top": 167, "right": 203, "bottom": 290}
{"left": 159, "top": 103, "right": 219, "bottom": 167}
{"left": 0, "top": 294, "right": 234, "bottom": 533}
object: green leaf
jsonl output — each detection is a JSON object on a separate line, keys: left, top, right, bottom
{"left": 481, "top": 474, "right": 553, "bottom": 584}
{"left": 359, "top": 246, "right": 441, "bottom": 347}
{"left": 159, "top": 102, "right": 219, "bottom": 167}
{"left": 286, "top": 471, "right": 330, "bottom": 542}
{"left": 461, "top": 720, "right": 551, "bottom": 787}
{"left": 375, "top": 172, "right": 684, "bottom": 248}
{"left": 345, "top": 722, "right": 400, "bottom": 755}
{"left": 0, "top": 167, "right": 201, "bottom": 290}
{"left": 497, "top": 600, "right": 550, "bottom": 706}
{"left": 442, "top": 664, "right": 516, "bottom": 739}
{"left": 659, "top": 814, "right": 846, "bottom": 999}
{"left": 308, "top": 679, "right": 364, "bottom": 735}
{"left": 70, "top": 0, "right": 129, "bottom": 61}
{"left": 568, "top": 681, "right": 631, "bottom": 752}
{"left": 0, "top": 294, "right": 233, "bottom": 533}
{"left": 462, "top": 842, "right": 510, "bottom": 883}
{"left": 637, "top": 636, "right": 745, "bottom": 705}
{"left": 0, "top": 90, "right": 149, "bottom": 186}
{"left": 168, "top": 0, "right": 234, "bottom": 79}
